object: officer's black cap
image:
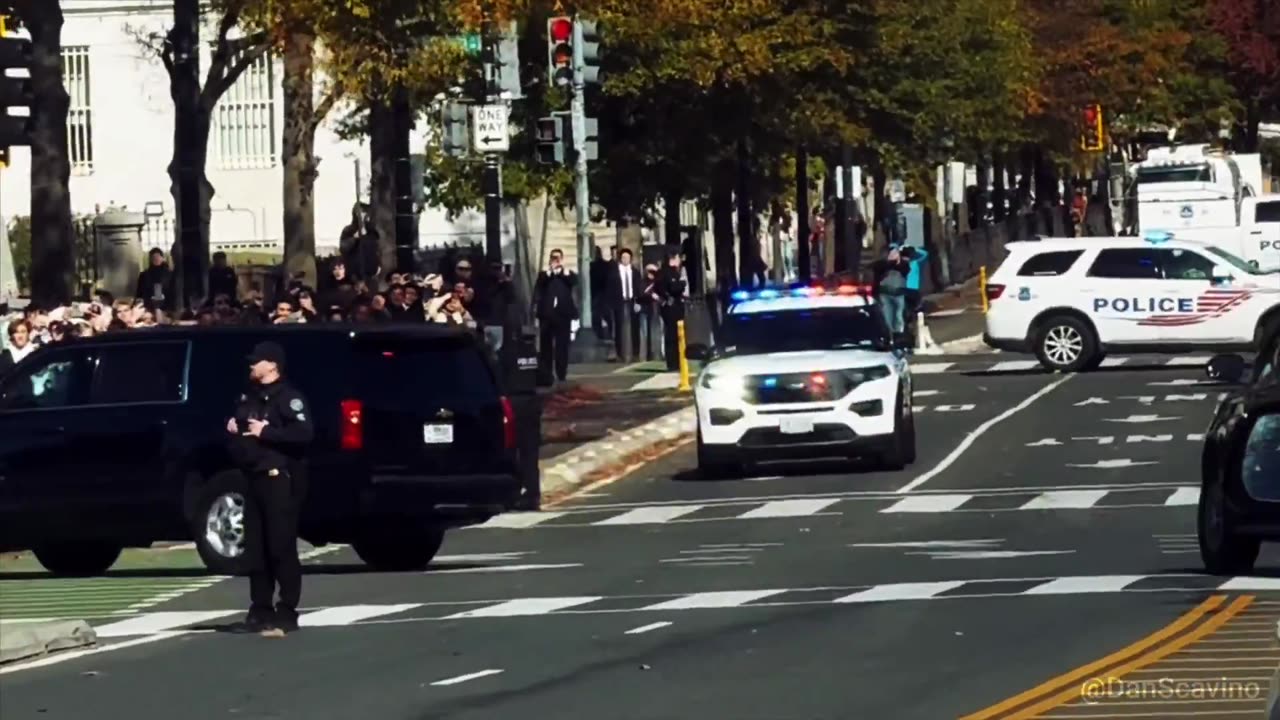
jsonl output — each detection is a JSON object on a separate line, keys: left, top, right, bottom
{"left": 246, "top": 341, "right": 286, "bottom": 369}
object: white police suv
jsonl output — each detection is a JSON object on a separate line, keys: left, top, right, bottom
{"left": 688, "top": 285, "right": 916, "bottom": 478}
{"left": 984, "top": 232, "right": 1280, "bottom": 372}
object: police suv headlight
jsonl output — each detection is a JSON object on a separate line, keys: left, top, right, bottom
{"left": 839, "top": 365, "right": 892, "bottom": 385}
{"left": 699, "top": 372, "right": 744, "bottom": 392}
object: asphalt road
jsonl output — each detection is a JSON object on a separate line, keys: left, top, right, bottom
{"left": 2, "top": 358, "right": 1275, "bottom": 719}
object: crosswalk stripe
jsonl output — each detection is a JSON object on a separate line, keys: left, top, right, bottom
{"left": 835, "top": 581, "right": 966, "bottom": 603}
{"left": 1165, "top": 487, "right": 1201, "bottom": 506}
{"left": 300, "top": 604, "right": 422, "bottom": 627}
{"left": 443, "top": 596, "right": 602, "bottom": 619}
{"left": 641, "top": 590, "right": 787, "bottom": 610}
{"left": 1165, "top": 356, "right": 1212, "bottom": 366}
{"left": 1100, "top": 357, "right": 1129, "bottom": 367}
{"left": 1022, "top": 575, "right": 1146, "bottom": 595}
{"left": 1019, "top": 490, "right": 1108, "bottom": 510}
{"left": 736, "top": 498, "right": 840, "bottom": 518}
{"left": 881, "top": 494, "right": 972, "bottom": 513}
{"left": 94, "top": 610, "right": 238, "bottom": 638}
{"left": 594, "top": 505, "right": 703, "bottom": 525}
{"left": 1218, "top": 578, "right": 1280, "bottom": 590}
{"left": 477, "top": 512, "right": 567, "bottom": 528}
{"left": 910, "top": 362, "right": 954, "bottom": 374}
{"left": 988, "top": 360, "right": 1040, "bottom": 372}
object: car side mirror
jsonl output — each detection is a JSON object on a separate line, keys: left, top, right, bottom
{"left": 1241, "top": 413, "right": 1280, "bottom": 501}
{"left": 685, "top": 343, "right": 709, "bottom": 361}
{"left": 1212, "top": 264, "right": 1233, "bottom": 282}
{"left": 1206, "top": 353, "right": 1246, "bottom": 383}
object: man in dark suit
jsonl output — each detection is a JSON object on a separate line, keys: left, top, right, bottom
{"left": 607, "top": 248, "right": 643, "bottom": 362}
{"left": 533, "top": 249, "right": 578, "bottom": 384}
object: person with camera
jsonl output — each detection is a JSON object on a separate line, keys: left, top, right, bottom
{"left": 655, "top": 249, "right": 689, "bottom": 371}
{"left": 533, "top": 249, "right": 578, "bottom": 384}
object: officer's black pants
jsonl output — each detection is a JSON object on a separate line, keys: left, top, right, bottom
{"left": 246, "top": 469, "right": 304, "bottom": 613}
{"left": 661, "top": 306, "right": 684, "bottom": 371}
{"left": 538, "top": 318, "right": 571, "bottom": 382}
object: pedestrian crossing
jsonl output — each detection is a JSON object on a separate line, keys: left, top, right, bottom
{"left": 67, "top": 573, "right": 1277, "bottom": 638}
{"left": 474, "top": 485, "right": 1202, "bottom": 529}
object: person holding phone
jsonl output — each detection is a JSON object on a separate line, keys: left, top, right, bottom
{"left": 533, "top": 249, "right": 578, "bottom": 384}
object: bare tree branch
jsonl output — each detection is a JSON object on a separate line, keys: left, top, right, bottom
{"left": 123, "top": 23, "right": 174, "bottom": 74}
{"left": 204, "top": 41, "right": 269, "bottom": 105}
{"left": 310, "top": 86, "right": 343, "bottom": 135}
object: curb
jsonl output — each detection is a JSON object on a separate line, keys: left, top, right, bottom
{"left": 1268, "top": 622, "right": 1280, "bottom": 720}
{"left": 0, "top": 620, "right": 97, "bottom": 665}
{"left": 539, "top": 406, "right": 695, "bottom": 499}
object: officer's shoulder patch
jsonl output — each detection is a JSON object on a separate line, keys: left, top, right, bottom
{"left": 239, "top": 393, "right": 246, "bottom": 401}
{"left": 289, "top": 398, "right": 304, "bottom": 411}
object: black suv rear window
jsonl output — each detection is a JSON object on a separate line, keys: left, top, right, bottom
{"left": 1017, "top": 250, "right": 1083, "bottom": 277}
{"left": 89, "top": 342, "right": 188, "bottom": 405}
{"left": 353, "top": 344, "right": 497, "bottom": 411}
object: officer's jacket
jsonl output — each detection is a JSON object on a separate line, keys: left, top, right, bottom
{"left": 229, "top": 379, "right": 315, "bottom": 473}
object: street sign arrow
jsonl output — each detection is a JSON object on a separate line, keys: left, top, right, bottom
{"left": 1103, "top": 414, "right": 1181, "bottom": 423}
{"left": 1066, "top": 458, "right": 1159, "bottom": 468}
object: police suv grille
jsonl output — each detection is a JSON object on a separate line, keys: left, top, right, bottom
{"left": 739, "top": 424, "right": 856, "bottom": 448}
{"left": 744, "top": 372, "right": 850, "bottom": 405}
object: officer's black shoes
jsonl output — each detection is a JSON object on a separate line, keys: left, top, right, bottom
{"left": 260, "top": 607, "right": 299, "bottom": 637}
{"left": 227, "top": 606, "right": 274, "bottom": 633}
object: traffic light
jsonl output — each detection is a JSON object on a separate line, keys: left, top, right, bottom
{"left": 535, "top": 114, "right": 566, "bottom": 164}
{"left": 577, "top": 19, "right": 602, "bottom": 86}
{"left": 547, "top": 16, "right": 573, "bottom": 88}
{"left": 441, "top": 101, "right": 469, "bottom": 158}
{"left": 488, "top": 22, "right": 522, "bottom": 99}
{"left": 566, "top": 116, "right": 599, "bottom": 162}
{"left": 0, "top": 16, "right": 34, "bottom": 151}
{"left": 1081, "top": 104, "right": 1104, "bottom": 152}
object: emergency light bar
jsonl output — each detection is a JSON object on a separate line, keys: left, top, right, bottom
{"left": 729, "top": 284, "right": 870, "bottom": 303}
{"left": 1142, "top": 230, "right": 1174, "bottom": 244}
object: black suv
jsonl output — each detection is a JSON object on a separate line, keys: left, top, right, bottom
{"left": 0, "top": 324, "right": 523, "bottom": 575}
{"left": 1199, "top": 338, "right": 1280, "bottom": 575}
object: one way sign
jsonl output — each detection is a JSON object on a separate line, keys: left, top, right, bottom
{"left": 471, "top": 104, "right": 510, "bottom": 153}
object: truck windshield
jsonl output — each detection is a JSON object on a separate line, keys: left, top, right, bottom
{"left": 1137, "top": 165, "right": 1212, "bottom": 184}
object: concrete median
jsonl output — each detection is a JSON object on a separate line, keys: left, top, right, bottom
{"left": 540, "top": 406, "right": 695, "bottom": 502}
{"left": 0, "top": 620, "right": 98, "bottom": 665}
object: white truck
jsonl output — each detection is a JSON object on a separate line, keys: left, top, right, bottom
{"left": 1133, "top": 144, "right": 1280, "bottom": 270}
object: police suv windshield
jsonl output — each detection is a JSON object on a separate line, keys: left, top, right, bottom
{"left": 1204, "top": 246, "right": 1277, "bottom": 275}
{"left": 717, "top": 307, "right": 888, "bottom": 357}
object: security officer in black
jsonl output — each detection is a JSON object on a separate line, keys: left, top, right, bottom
{"left": 226, "top": 341, "right": 314, "bottom": 635}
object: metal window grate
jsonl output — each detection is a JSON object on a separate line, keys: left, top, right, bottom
{"left": 212, "top": 51, "right": 276, "bottom": 170}
{"left": 61, "top": 46, "right": 93, "bottom": 173}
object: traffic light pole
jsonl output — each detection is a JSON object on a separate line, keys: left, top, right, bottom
{"left": 571, "top": 19, "right": 593, "bottom": 331}
{"left": 481, "top": 29, "right": 503, "bottom": 263}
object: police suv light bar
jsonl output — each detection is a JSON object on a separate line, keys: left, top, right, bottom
{"left": 728, "top": 284, "right": 870, "bottom": 303}
{"left": 1142, "top": 230, "right": 1174, "bottom": 244}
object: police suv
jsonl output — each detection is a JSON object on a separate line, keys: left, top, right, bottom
{"left": 984, "top": 232, "right": 1280, "bottom": 372}
{"left": 686, "top": 286, "right": 916, "bottom": 478}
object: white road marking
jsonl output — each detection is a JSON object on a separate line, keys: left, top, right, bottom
{"left": 737, "top": 498, "right": 840, "bottom": 518}
{"left": 835, "top": 581, "right": 966, "bottom": 603}
{"left": 1148, "top": 378, "right": 1206, "bottom": 386}
{"left": 1100, "top": 357, "right": 1129, "bottom": 367}
{"left": 431, "top": 563, "right": 582, "bottom": 574}
{"left": 594, "top": 505, "right": 703, "bottom": 525}
{"left": 445, "top": 596, "right": 603, "bottom": 618}
{"left": 1066, "top": 459, "right": 1158, "bottom": 469}
{"left": 1020, "top": 490, "right": 1108, "bottom": 509}
{"left": 431, "top": 669, "right": 505, "bottom": 686}
{"left": 1103, "top": 414, "right": 1181, "bottom": 423}
{"left": 0, "top": 631, "right": 191, "bottom": 675}
{"left": 660, "top": 556, "right": 754, "bottom": 563}
{"left": 1165, "top": 356, "right": 1212, "bottom": 367}
{"left": 1022, "top": 575, "right": 1146, "bottom": 595}
{"left": 895, "top": 376, "right": 1073, "bottom": 493}
{"left": 910, "top": 362, "right": 954, "bottom": 374}
{"left": 882, "top": 494, "right": 973, "bottom": 513}
{"left": 679, "top": 548, "right": 765, "bottom": 554}
{"left": 988, "top": 360, "right": 1040, "bottom": 372}
{"left": 849, "top": 539, "right": 1002, "bottom": 549}
{"left": 1218, "top": 578, "right": 1280, "bottom": 591}
{"left": 477, "top": 512, "right": 567, "bottom": 528}
{"left": 94, "top": 610, "right": 238, "bottom": 638}
{"left": 436, "top": 552, "right": 532, "bottom": 562}
{"left": 625, "top": 621, "right": 672, "bottom": 635}
{"left": 1165, "top": 487, "right": 1201, "bottom": 506}
{"left": 632, "top": 373, "right": 680, "bottom": 390}
{"left": 913, "top": 389, "right": 942, "bottom": 397}
{"left": 300, "top": 604, "right": 422, "bottom": 627}
{"left": 915, "top": 550, "right": 1075, "bottom": 560}
{"left": 641, "top": 590, "right": 787, "bottom": 610}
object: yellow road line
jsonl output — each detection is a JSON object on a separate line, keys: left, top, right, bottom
{"left": 1005, "top": 595, "right": 1253, "bottom": 719}
{"left": 959, "top": 595, "right": 1228, "bottom": 719}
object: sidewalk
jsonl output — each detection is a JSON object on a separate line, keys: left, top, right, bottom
{"left": 539, "top": 381, "right": 690, "bottom": 461}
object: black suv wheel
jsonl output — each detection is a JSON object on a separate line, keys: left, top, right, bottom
{"left": 190, "top": 470, "right": 255, "bottom": 575}
{"left": 1199, "top": 479, "right": 1259, "bottom": 575}
{"left": 352, "top": 527, "right": 445, "bottom": 572}
{"left": 33, "top": 542, "right": 123, "bottom": 577}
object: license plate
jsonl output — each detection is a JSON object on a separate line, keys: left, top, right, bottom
{"left": 423, "top": 424, "right": 454, "bottom": 444}
{"left": 779, "top": 417, "right": 814, "bottom": 434}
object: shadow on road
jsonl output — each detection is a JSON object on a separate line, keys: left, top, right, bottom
{"left": 0, "top": 561, "right": 490, "bottom": 582}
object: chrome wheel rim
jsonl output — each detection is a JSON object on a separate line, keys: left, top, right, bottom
{"left": 204, "top": 492, "right": 246, "bottom": 558}
{"left": 1044, "top": 325, "right": 1084, "bottom": 366}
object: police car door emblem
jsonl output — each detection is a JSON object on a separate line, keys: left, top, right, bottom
{"left": 289, "top": 398, "right": 304, "bottom": 411}
{"left": 1180, "top": 205, "right": 1194, "bottom": 219}
{"left": 1018, "top": 287, "right": 1031, "bottom": 301}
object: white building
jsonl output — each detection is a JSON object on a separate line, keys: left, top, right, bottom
{"left": 2, "top": 0, "right": 502, "bottom": 260}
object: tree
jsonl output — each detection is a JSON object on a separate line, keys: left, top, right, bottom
{"left": 134, "top": 0, "right": 269, "bottom": 306}
{"left": 4, "top": 0, "right": 75, "bottom": 305}
{"left": 1208, "top": 0, "right": 1280, "bottom": 150}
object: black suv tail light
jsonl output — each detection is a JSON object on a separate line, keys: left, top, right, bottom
{"left": 501, "top": 397, "right": 516, "bottom": 450}
{"left": 340, "top": 399, "right": 363, "bottom": 450}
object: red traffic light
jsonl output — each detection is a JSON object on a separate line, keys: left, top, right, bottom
{"left": 1083, "top": 104, "right": 1098, "bottom": 123}
{"left": 549, "top": 17, "right": 572, "bottom": 42}
{"left": 536, "top": 117, "right": 558, "bottom": 142}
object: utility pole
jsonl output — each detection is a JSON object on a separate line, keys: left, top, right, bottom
{"left": 481, "top": 23, "right": 501, "bottom": 261}
{"left": 171, "top": 0, "right": 200, "bottom": 308}
{"left": 571, "top": 16, "right": 592, "bottom": 332}
{"left": 392, "top": 81, "right": 415, "bottom": 273}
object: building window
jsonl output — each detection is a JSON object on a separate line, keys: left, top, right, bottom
{"left": 61, "top": 46, "right": 93, "bottom": 173}
{"left": 211, "top": 52, "right": 276, "bottom": 170}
